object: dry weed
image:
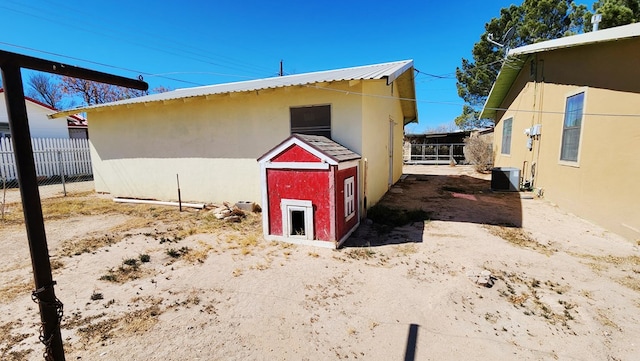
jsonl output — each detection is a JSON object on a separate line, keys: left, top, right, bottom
{"left": 60, "top": 234, "right": 119, "bottom": 257}
{"left": 345, "top": 248, "right": 376, "bottom": 260}
{"left": 485, "top": 225, "right": 554, "bottom": 255}
{"left": 396, "top": 243, "right": 419, "bottom": 256}
{"left": 182, "top": 240, "right": 213, "bottom": 263}
{"left": 572, "top": 253, "right": 640, "bottom": 267}
{"left": 616, "top": 276, "right": 640, "bottom": 292}
{"left": 76, "top": 305, "right": 161, "bottom": 343}
{"left": 0, "top": 320, "right": 33, "bottom": 360}
{"left": 99, "top": 258, "right": 154, "bottom": 283}
{"left": 0, "top": 280, "right": 32, "bottom": 303}
{"left": 489, "top": 268, "right": 576, "bottom": 327}
{"left": 596, "top": 309, "right": 621, "bottom": 330}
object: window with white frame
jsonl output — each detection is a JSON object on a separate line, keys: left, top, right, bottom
{"left": 501, "top": 118, "right": 513, "bottom": 155}
{"left": 344, "top": 176, "right": 355, "bottom": 221}
{"left": 560, "top": 92, "right": 585, "bottom": 162}
{"left": 281, "top": 199, "right": 314, "bottom": 240}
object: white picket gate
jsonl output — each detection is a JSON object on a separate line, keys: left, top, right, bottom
{"left": 0, "top": 137, "right": 92, "bottom": 181}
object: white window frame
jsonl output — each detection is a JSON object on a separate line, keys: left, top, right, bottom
{"left": 344, "top": 176, "right": 355, "bottom": 222}
{"left": 281, "top": 199, "right": 314, "bottom": 240}
{"left": 559, "top": 88, "right": 587, "bottom": 167}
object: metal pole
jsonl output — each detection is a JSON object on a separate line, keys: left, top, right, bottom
{"left": 57, "top": 151, "right": 66, "bottom": 196}
{"left": 176, "top": 174, "right": 182, "bottom": 212}
{"left": 1, "top": 63, "right": 65, "bottom": 361}
{"left": 0, "top": 49, "right": 146, "bottom": 361}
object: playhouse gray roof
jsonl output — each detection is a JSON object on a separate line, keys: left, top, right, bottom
{"left": 294, "top": 134, "right": 361, "bottom": 163}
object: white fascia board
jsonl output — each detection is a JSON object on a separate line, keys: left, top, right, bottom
{"left": 258, "top": 137, "right": 338, "bottom": 166}
{"left": 264, "top": 161, "right": 329, "bottom": 170}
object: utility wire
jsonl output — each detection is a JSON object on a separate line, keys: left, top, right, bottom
{"left": 0, "top": 3, "right": 275, "bottom": 80}
{"left": 0, "top": 41, "right": 205, "bottom": 86}
{"left": 42, "top": 0, "right": 276, "bottom": 76}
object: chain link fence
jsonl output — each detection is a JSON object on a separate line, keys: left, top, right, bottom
{"left": 1, "top": 137, "right": 94, "bottom": 213}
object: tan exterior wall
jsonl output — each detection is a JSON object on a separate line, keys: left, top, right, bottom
{"left": 493, "top": 38, "right": 640, "bottom": 241}
{"left": 361, "top": 80, "right": 405, "bottom": 207}
{"left": 88, "top": 79, "right": 405, "bottom": 210}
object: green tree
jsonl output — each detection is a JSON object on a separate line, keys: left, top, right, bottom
{"left": 455, "top": 0, "right": 589, "bottom": 130}
{"left": 590, "top": 0, "right": 640, "bottom": 29}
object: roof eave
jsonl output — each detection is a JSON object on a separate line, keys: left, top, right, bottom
{"left": 386, "top": 60, "right": 414, "bottom": 85}
{"left": 480, "top": 54, "right": 528, "bottom": 120}
{"left": 481, "top": 23, "right": 640, "bottom": 120}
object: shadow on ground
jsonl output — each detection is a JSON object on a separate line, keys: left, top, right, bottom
{"left": 343, "top": 173, "right": 523, "bottom": 248}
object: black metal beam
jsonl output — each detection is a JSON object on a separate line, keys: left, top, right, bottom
{"left": 0, "top": 49, "right": 148, "bottom": 361}
{"left": 0, "top": 49, "right": 147, "bottom": 90}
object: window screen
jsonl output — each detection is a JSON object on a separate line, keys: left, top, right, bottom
{"left": 290, "top": 105, "right": 331, "bottom": 138}
{"left": 501, "top": 118, "right": 513, "bottom": 155}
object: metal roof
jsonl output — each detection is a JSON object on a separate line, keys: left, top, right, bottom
{"left": 480, "top": 22, "right": 640, "bottom": 120}
{"left": 53, "top": 60, "right": 417, "bottom": 123}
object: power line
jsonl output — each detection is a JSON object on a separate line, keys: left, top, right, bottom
{"left": 0, "top": 2, "right": 277, "bottom": 80}
{"left": 302, "top": 83, "right": 640, "bottom": 118}
{"left": 0, "top": 41, "right": 205, "bottom": 86}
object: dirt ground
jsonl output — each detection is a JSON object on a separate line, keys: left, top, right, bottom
{"left": 1, "top": 165, "right": 639, "bottom": 360}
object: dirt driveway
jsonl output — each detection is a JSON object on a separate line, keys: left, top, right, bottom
{"left": 1, "top": 165, "right": 639, "bottom": 360}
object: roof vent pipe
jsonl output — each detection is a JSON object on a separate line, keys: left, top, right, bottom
{"left": 592, "top": 14, "right": 602, "bottom": 31}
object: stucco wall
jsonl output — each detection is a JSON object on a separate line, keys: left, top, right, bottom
{"left": 88, "top": 79, "right": 405, "bottom": 209}
{"left": 361, "top": 79, "right": 405, "bottom": 208}
{"left": 493, "top": 38, "right": 640, "bottom": 241}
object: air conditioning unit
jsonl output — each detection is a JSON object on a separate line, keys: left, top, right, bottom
{"left": 491, "top": 167, "right": 520, "bottom": 191}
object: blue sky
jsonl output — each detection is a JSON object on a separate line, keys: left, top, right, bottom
{"left": 0, "top": 0, "right": 591, "bottom": 133}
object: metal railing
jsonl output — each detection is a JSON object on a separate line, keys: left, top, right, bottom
{"left": 405, "top": 143, "right": 466, "bottom": 165}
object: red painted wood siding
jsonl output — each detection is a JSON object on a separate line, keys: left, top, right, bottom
{"left": 335, "top": 167, "right": 358, "bottom": 240}
{"left": 267, "top": 169, "right": 331, "bottom": 241}
{"left": 271, "top": 144, "right": 321, "bottom": 162}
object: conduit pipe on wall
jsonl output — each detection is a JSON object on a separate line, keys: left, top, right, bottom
{"left": 113, "top": 197, "right": 205, "bottom": 209}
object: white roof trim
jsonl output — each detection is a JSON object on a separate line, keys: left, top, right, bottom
{"left": 482, "top": 22, "right": 640, "bottom": 120}
{"left": 258, "top": 136, "right": 338, "bottom": 166}
{"left": 509, "top": 22, "right": 640, "bottom": 56}
{"left": 52, "top": 60, "right": 414, "bottom": 118}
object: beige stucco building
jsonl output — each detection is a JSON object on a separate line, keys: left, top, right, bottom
{"left": 482, "top": 24, "right": 640, "bottom": 241}
{"left": 55, "top": 60, "right": 417, "bottom": 216}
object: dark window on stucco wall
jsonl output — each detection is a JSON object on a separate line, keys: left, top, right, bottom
{"left": 501, "top": 118, "right": 513, "bottom": 155}
{"left": 290, "top": 105, "right": 331, "bottom": 139}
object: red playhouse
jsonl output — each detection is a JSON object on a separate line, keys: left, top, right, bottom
{"left": 258, "top": 134, "right": 361, "bottom": 248}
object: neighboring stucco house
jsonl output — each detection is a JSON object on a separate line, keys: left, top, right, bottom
{"left": 0, "top": 88, "right": 87, "bottom": 139}
{"left": 54, "top": 60, "right": 418, "bottom": 216}
{"left": 481, "top": 23, "right": 640, "bottom": 241}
